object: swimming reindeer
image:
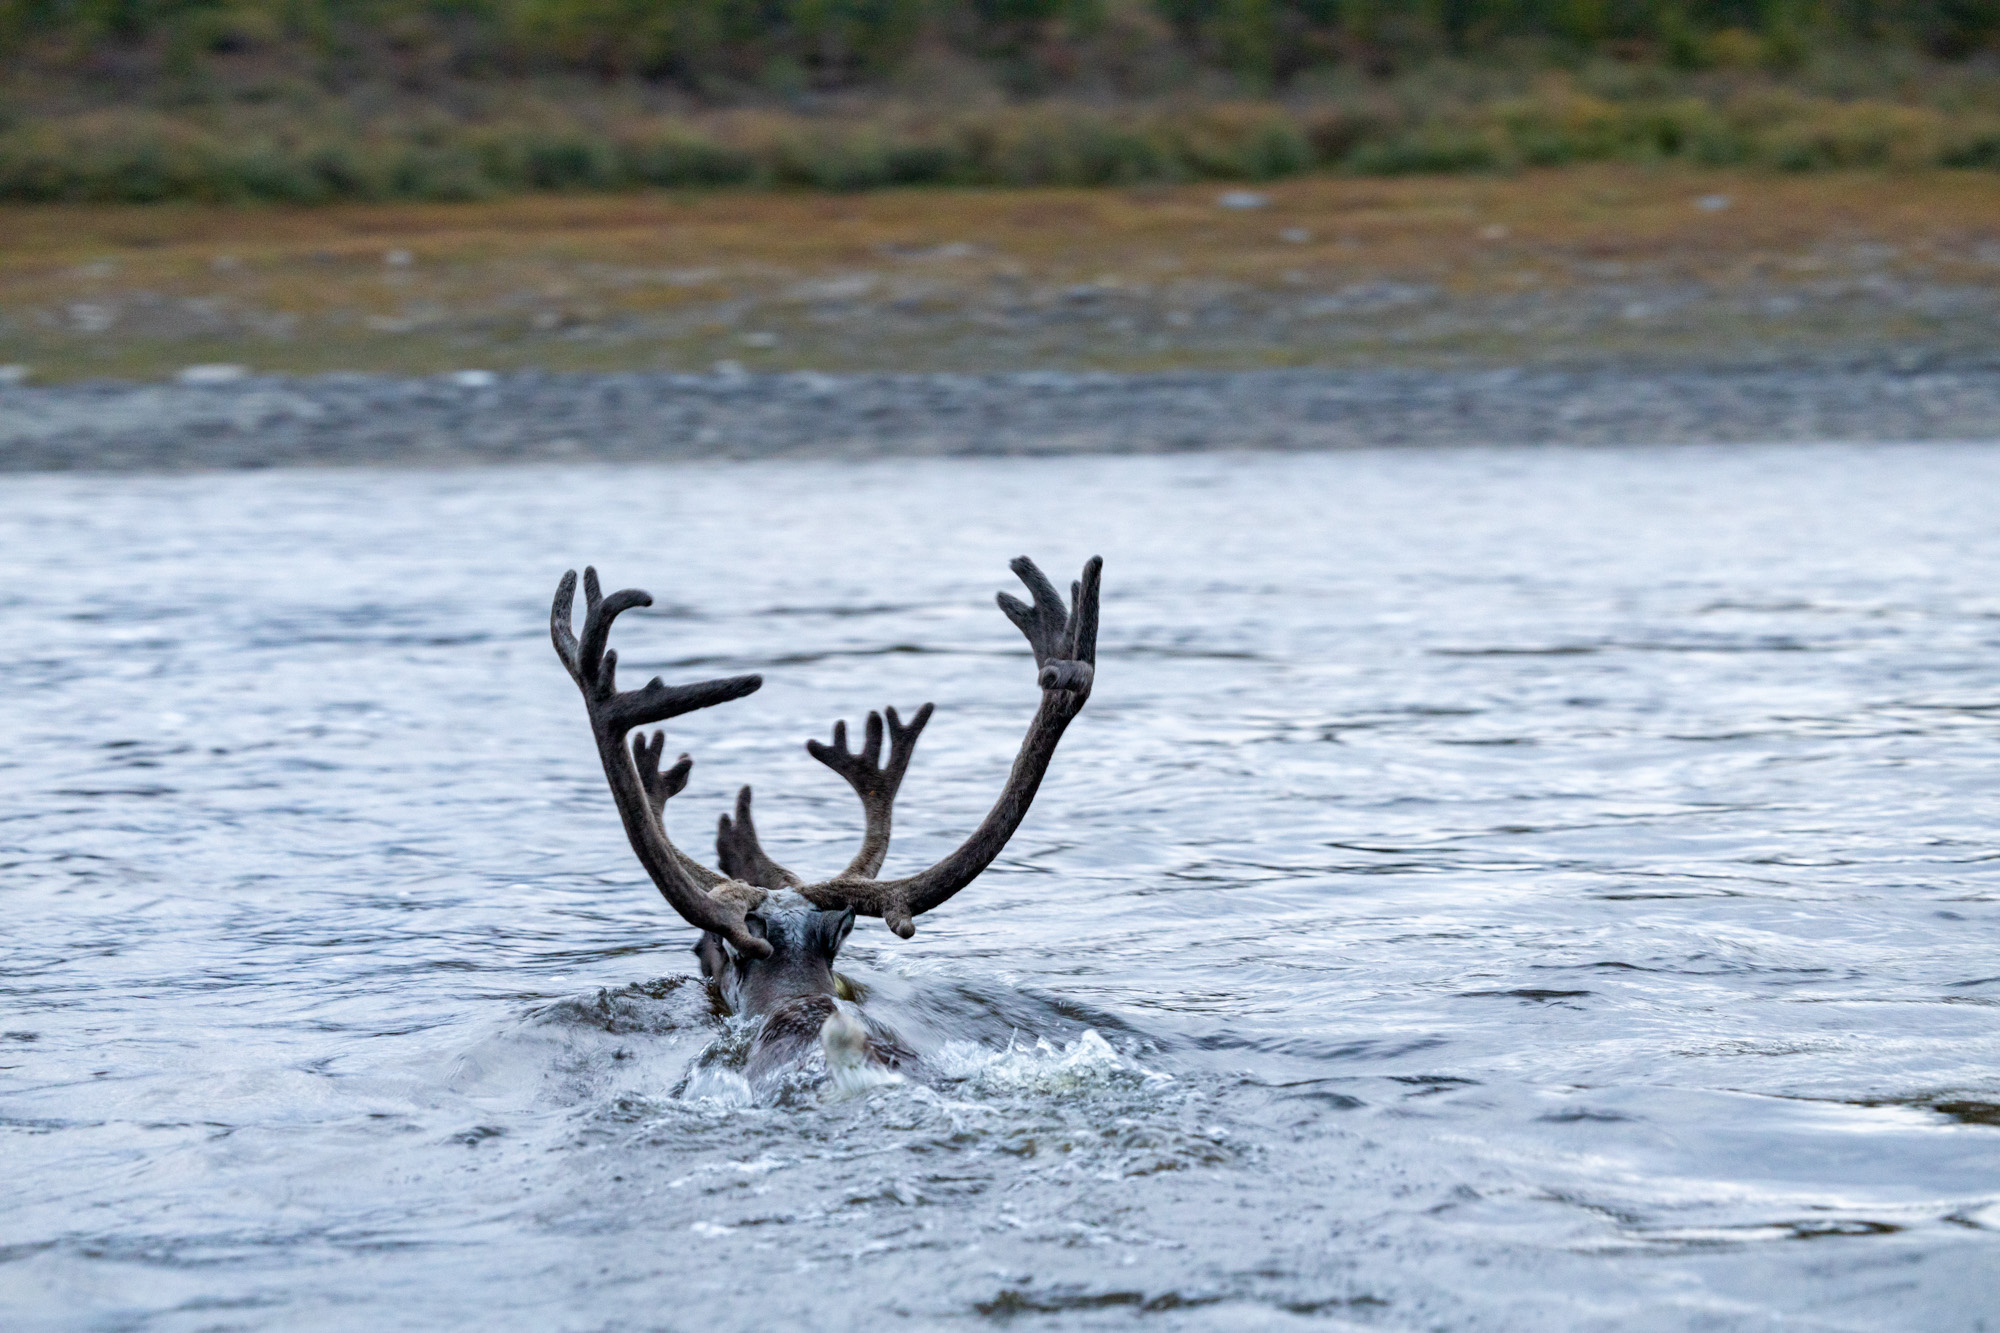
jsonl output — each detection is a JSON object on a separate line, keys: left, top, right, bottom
{"left": 551, "top": 555, "right": 1102, "bottom": 1093}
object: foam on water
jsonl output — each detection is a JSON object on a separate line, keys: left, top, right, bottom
{"left": 933, "top": 1028, "right": 1172, "bottom": 1094}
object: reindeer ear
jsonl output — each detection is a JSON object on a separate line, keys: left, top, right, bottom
{"left": 692, "top": 933, "right": 728, "bottom": 981}
{"left": 813, "top": 908, "right": 856, "bottom": 961}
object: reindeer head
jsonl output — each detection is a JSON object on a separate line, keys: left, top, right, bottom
{"left": 551, "top": 556, "right": 1102, "bottom": 1018}
{"left": 691, "top": 894, "right": 854, "bottom": 1017}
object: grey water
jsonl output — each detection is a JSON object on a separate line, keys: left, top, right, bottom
{"left": 3, "top": 444, "right": 1998, "bottom": 1331}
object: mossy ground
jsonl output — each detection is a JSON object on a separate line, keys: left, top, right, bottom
{"left": 4, "top": 165, "right": 1997, "bottom": 382}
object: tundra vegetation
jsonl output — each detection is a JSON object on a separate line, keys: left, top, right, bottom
{"left": 6, "top": 167, "right": 1999, "bottom": 381}
{"left": 2, "top": 0, "right": 2000, "bottom": 200}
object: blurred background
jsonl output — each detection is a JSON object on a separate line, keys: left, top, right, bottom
{"left": 2, "top": 0, "right": 1999, "bottom": 381}
{"left": 7, "top": 0, "right": 2000, "bottom": 197}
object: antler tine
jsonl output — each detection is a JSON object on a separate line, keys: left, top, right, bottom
{"left": 1039, "top": 555, "right": 1100, "bottom": 692}
{"left": 1067, "top": 555, "right": 1102, "bottom": 663}
{"left": 996, "top": 557, "right": 1068, "bottom": 666}
{"left": 801, "top": 556, "right": 1100, "bottom": 938}
{"left": 715, "top": 786, "right": 801, "bottom": 890}
{"left": 807, "top": 702, "right": 934, "bottom": 880}
{"left": 884, "top": 704, "right": 932, "bottom": 785}
{"left": 551, "top": 569, "right": 584, "bottom": 683}
{"left": 557, "top": 568, "right": 760, "bottom": 726}
{"left": 578, "top": 567, "right": 650, "bottom": 686}
{"left": 551, "top": 567, "right": 772, "bottom": 958}
{"left": 631, "top": 731, "right": 693, "bottom": 817}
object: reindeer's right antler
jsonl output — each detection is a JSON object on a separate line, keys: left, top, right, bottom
{"left": 799, "top": 555, "right": 1100, "bottom": 938}
{"left": 552, "top": 567, "right": 772, "bottom": 959}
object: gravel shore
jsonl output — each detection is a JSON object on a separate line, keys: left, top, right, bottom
{"left": 5, "top": 366, "right": 1999, "bottom": 472}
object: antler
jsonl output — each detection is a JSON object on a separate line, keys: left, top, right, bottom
{"left": 799, "top": 555, "right": 1101, "bottom": 938}
{"left": 713, "top": 703, "right": 932, "bottom": 888}
{"left": 715, "top": 786, "right": 801, "bottom": 891}
{"left": 808, "top": 704, "right": 935, "bottom": 879}
{"left": 552, "top": 567, "right": 772, "bottom": 959}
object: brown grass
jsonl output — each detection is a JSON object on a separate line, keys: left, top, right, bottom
{"left": 4, "top": 165, "right": 1998, "bottom": 380}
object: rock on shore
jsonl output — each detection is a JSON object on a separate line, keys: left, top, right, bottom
{"left": 4, "top": 367, "right": 1998, "bottom": 472}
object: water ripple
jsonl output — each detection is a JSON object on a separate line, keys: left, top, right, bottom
{"left": 3, "top": 445, "right": 1999, "bottom": 1329}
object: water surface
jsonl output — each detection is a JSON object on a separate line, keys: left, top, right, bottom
{"left": 4, "top": 445, "right": 1999, "bottom": 1330}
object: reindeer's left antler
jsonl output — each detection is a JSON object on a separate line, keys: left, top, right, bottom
{"left": 552, "top": 567, "right": 772, "bottom": 959}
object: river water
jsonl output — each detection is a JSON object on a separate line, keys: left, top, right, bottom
{"left": 3, "top": 444, "right": 1998, "bottom": 1331}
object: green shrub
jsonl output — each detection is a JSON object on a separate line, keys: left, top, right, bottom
{"left": 5, "top": 80, "right": 2000, "bottom": 204}
{"left": 1347, "top": 128, "right": 1501, "bottom": 174}
{"left": 5, "top": 0, "right": 2000, "bottom": 110}
{"left": 1939, "top": 125, "right": 2000, "bottom": 167}
{"left": 1171, "top": 103, "right": 1311, "bottom": 177}
{"left": 970, "top": 110, "right": 1177, "bottom": 185}
{"left": 883, "top": 136, "right": 967, "bottom": 184}
{"left": 1755, "top": 101, "right": 1946, "bottom": 169}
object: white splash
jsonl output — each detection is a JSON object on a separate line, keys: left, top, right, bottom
{"left": 932, "top": 1030, "right": 1171, "bottom": 1095}
{"left": 678, "top": 1067, "right": 753, "bottom": 1106}
{"left": 821, "top": 1004, "right": 907, "bottom": 1100}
